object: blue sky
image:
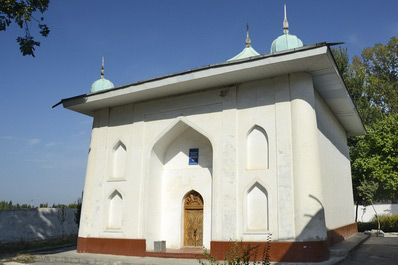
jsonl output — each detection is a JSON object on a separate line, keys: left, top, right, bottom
{"left": 1, "top": 0, "right": 397, "bottom": 206}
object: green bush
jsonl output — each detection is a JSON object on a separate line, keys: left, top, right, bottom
{"left": 357, "top": 221, "right": 377, "bottom": 232}
{"left": 358, "top": 214, "right": 398, "bottom": 232}
{"left": 376, "top": 214, "right": 398, "bottom": 232}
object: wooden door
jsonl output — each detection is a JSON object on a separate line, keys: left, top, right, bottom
{"left": 184, "top": 191, "right": 203, "bottom": 247}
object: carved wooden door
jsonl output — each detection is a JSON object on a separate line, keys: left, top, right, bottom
{"left": 184, "top": 191, "right": 203, "bottom": 247}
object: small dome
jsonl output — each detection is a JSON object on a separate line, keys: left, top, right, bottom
{"left": 270, "top": 4, "right": 303, "bottom": 53}
{"left": 90, "top": 78, "right": 114, "bottom": 93}
{"left": 90, "top": 56, "right": 114, "bottom": 93}
{"left": 228, "top": 46, "right": 260, "bottom": 61}
{"left": 270, "top": 33, "right": 303, "bottom": 53}
{"left": 228, "top": 25, "right": 260, "bottom": 61}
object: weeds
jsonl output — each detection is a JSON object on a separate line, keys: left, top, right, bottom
{"left": 198, "top": 234, "right": 271, "bottom": 265}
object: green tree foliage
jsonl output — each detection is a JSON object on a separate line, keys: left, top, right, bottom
{"left": 75, "top": 192, "right": 83, "bottom": 228}
{"left": 332, "top": 38, "right": 398, "bottom": 205}
{"left": 351, "top": 114, "right": 398, "bottom": 202}
{"left": 0, "top": 0, "right": 50, "bottom": 56}
{"left": 0, "top": 200, "right": 34, "bottom": 210}
{"left": 361, "top": 37, "right": 398, "bottom": 114}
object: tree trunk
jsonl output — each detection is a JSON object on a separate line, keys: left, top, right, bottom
{"left": 355, "top": 203, "right": 359, "bottom": 223}
{"left": 370, "top": 200, "right": 381, "bottom": 232}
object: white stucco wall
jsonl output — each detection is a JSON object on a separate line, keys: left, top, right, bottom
{"left": 78, "top": 72, "right": 353, "bottom": 248}
{"left": 315, "top": 90, "right": 356, "bottom": 231}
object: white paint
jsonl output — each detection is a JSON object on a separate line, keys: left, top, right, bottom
{"left": 112, "top": 141, "right": 126, "bottom": 179}
{"left": 71, "top": 59, "right": 361, "bottom": 250}
{"left": 247, "top": 126, "right": 268, "bottom": 170}
{"left": 356, "top": 204, "right": 398, "bottom": 222}
{"left": 246, "top": 183, "right": 268, "bottom": 231}
{"left": 108, "top": 191, "right": 123, "bottom": 230}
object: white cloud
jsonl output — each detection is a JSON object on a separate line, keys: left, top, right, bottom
{"left": 347, "top": 34, "right": 359, "bottom": 45}
{"left": 28, "top": 138, "right": 41, "bottom": 145}
{"left": 45, "top": 142, "right": 57, "bottom": 147}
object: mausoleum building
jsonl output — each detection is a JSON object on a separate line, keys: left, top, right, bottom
{"left": 56, "top": 7, "right": 365, "bottom": 262}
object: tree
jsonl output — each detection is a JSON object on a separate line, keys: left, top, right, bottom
{"left": 361, "top": 37, "right": 398, "bottom": 114}
{"left": 332, "top": 39, "right": 398, "bottom": 216}
{"left": 357, "top": 179, "right": 380, "bottom": 231}
{"left": 332, "top": 47, "right": 384, "bottom": 127}
{"left": 351, "top": 113, "right": 398, "bottom": 203}
{"left": 0, "top": 0, "right": 50, "bottom": 57}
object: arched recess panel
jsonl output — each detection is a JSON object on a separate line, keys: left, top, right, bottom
{"left": 112, "top": 141, "right": 127, "bottom": 179}
{"left": 246, "top": 183, "right": 268, "bottom": 231}
{"left": 146, "top": 119, "right": 213, "bottom": 250}
{"left": 107, "top": 190, "right": 123, "bottom": 230}
{"left": 247, "top": 126, "right": 268, "bottom": 170}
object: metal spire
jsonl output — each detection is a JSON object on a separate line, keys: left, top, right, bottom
{"left": 245, "top": 24, "right": 252, "bottom": 48}
{"left": 100, "top": 56, "right": 105, "bottom": 79}
{"left": 283, "top": 4, "right": 289, "bottom": 34}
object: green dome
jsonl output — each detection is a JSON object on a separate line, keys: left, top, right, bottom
{"left": 270, "top": 32, "right": 303, "bottom": 53}
{"left": 271, "top": 4, "right": 303, "bottom": 53}
{"left": 90, "top": 78, "right": 114, "bottom": 93}
{"left": 90, "top": 56, "right": 114, "bottom": 93}
{"left": 228, "top": 26, "right": 260, "bottom": 61}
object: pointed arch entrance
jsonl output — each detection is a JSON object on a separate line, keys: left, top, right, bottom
{"left": 146, "top": 118, "right": 213, "bottom": 250}
{"left": 183, "top": 190, "right": 204, "bottom": 247}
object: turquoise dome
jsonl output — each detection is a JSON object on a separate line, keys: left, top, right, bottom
{"left": 270, "top": 4, "right": 303, "bottom": 53}
{"left": 271, "top": 32, "right": 303, "bottom": 53}
{"left": 90, "top": 78, "right": 114, "bottom": 93}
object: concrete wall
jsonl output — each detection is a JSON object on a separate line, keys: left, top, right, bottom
{"left": 356, "top": 204, "right": 398, "bottom": 222}
{"left": 0, "top": 208, "right": 78, "bottom": 243}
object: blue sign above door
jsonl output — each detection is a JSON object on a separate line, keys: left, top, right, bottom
{"left": 189, "top": 148, "right": 199, "bottom": 165}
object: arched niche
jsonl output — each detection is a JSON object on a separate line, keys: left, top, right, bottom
{"left": 146, "top": 118, "right": 213, "bottom": 250}
{"left": 107, "top": 190, "right": 123, "bottom": 230}
{"left": 246, "top": 182, "right": 268, "bottom": 231}
{"left": 247, "top": 126, "right": 269, "bottom": 170}
{"left": 111, "top": 140, "right": 127, "bottom": 179}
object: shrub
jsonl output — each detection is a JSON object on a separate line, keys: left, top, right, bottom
{"left": 358, "top": 214, "right": 398, "bottom": 232}
{"left": 376, "top": 214, "right": 398, "bottom": 232}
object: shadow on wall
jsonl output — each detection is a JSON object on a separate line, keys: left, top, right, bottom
{"left": 0, "top": 208, "right": 78, "bottom": 243}
{"left": 277, "top": 194, "right": 329, "bottom": 262}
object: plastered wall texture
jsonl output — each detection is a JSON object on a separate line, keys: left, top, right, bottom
{"left": 356, "top": 204, "right": 398, "bottom": 222}
{"left": 0, "top": 208, "right": 78, "bottom": 243}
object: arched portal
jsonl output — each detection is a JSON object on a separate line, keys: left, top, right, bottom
{"left": 183, "top": 190, "right": 204, "bottom": 247}
{"left": 146, "top": 119, "right": 213, "bottom": 250}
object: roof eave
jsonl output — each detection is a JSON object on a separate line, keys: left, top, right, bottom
{"left": 59, "top": 43, "right": 365, "bottom": 136}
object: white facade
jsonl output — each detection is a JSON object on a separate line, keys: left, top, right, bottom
{"left": 60, "top": 44, "right": 365, "bottom": 252}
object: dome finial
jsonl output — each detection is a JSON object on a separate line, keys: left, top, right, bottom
{"left": 90, "top": 56, "right": 114, "bottom": 93}
{"left": 100, "top": 56, "right": 105, "bottom": 79}
{"left": 283, "top": 4, "right": 289, "bottom": 34}
{"left": 245, "top": 24, "right": 252, "bottom": 48}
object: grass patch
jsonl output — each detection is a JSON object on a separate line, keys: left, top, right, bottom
{"left": 1, "top": 253, "right": 36, "bottom": 264}
{"left": 0, "top": 235, "right": 77, "bottom": 255}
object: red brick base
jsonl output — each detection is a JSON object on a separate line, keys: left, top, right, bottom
{"left": 327, "top": 222, "right": 358, "bottom": 246}
{"left": 210, "top": 240, "right": 329, "bottom": 262}
{"left": 77, "top": 237, "right": 146, "bottom": 256}
{"left": 77, "top": 223, "right": 357, "bottom": 263}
